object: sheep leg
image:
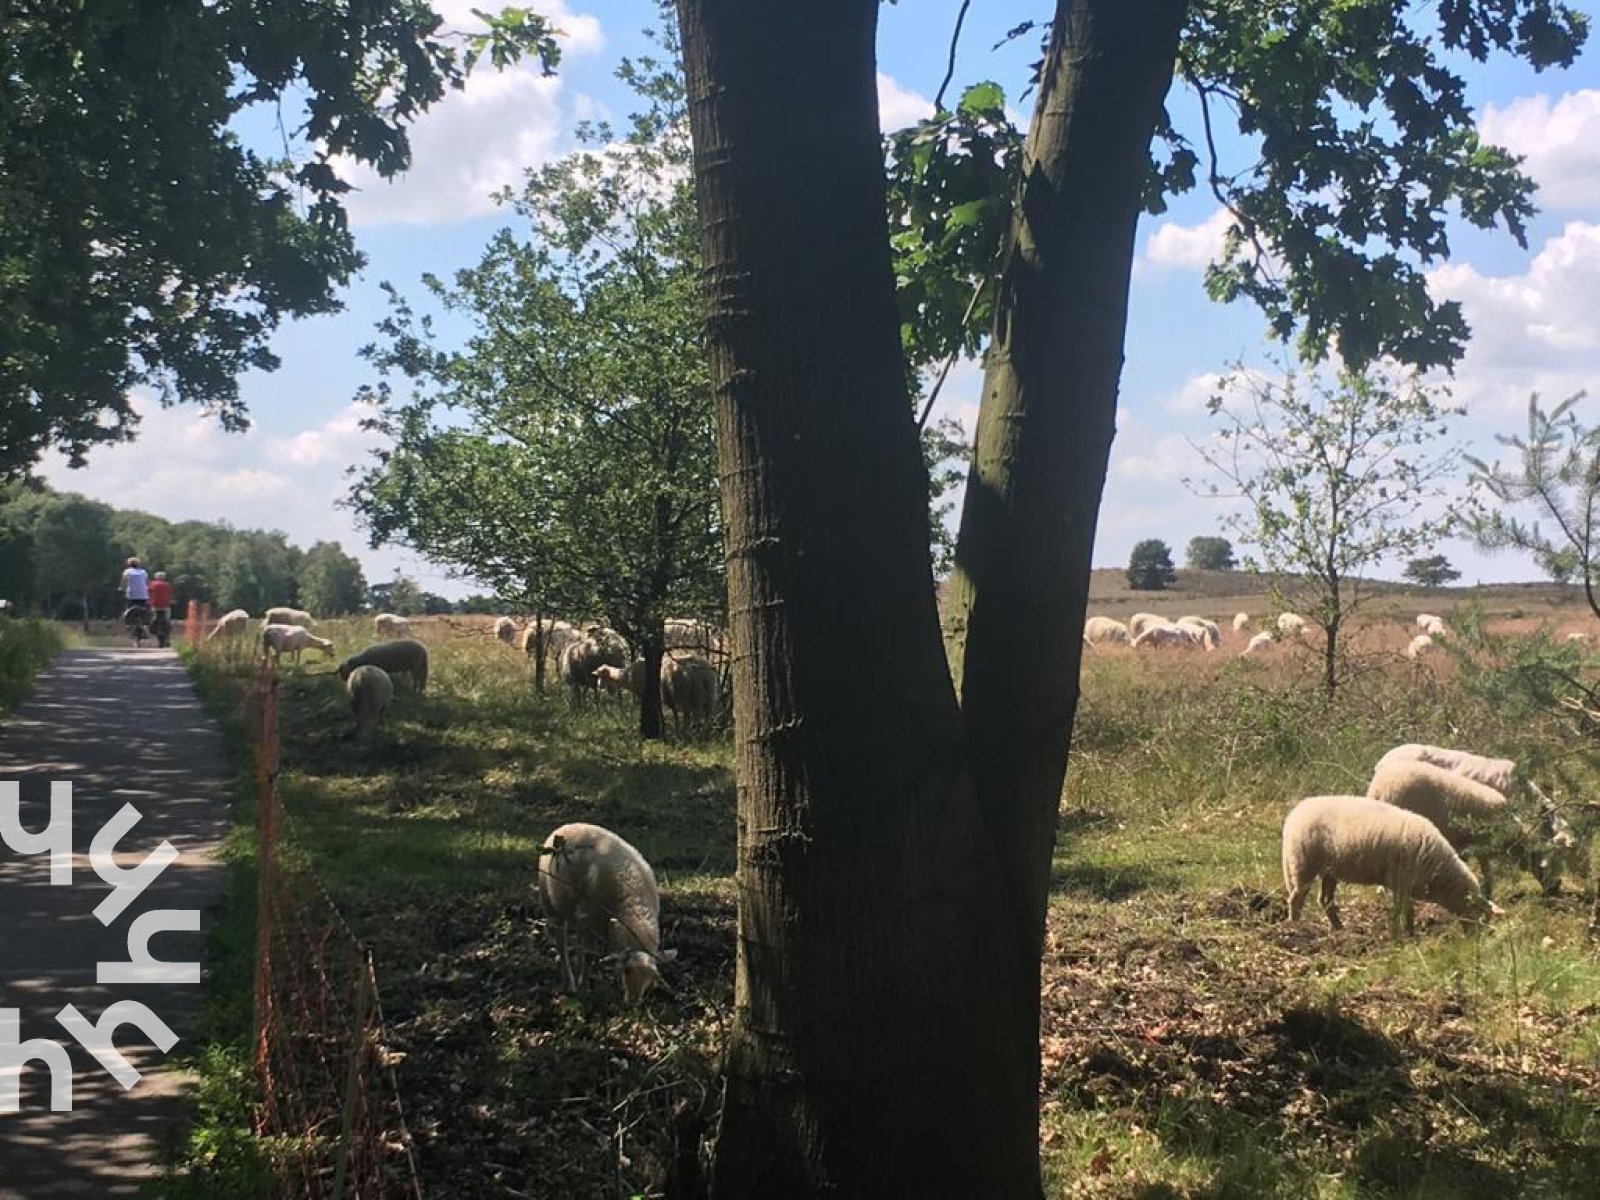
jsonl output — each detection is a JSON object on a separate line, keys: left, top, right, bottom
{"left": 557, "top": 922, "right": 580, "bottom": 993}
{"left": 1318, "top": 875, "right": 1341, "bottom": 930}
{"left": 1285, "top": 879, "right": 1306, "bottom": 923}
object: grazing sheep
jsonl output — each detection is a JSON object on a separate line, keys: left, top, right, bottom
{"left": 374, "top": 612, "right": 410, "bottom": 638}
{"left": 1083, "top": 616, "right": 1131, "bottom": 646}
{"left": 1282, "top": 794, "right": 1499, "bottom": 937}
{"left": 1374, "top": 744, "right": 1516, "bottom": 795}
{"left": 1405, "top": 633, "right": 1434, "bottom": 659}
{"left": 664, "top": 617, "right": 723, "bottom": 658}
{"left": 1242, "top": 630, "right": 1275, "bottom": 655}
{"left": 260, "top": 623, "right": 335, "bottom": 665}
{"left": 207, "top": 608, "right": 251, "bottom": 640}
{"left": 338, "top": 639, "right": 429, "bottom": 693}
{"left": 1127, "top": 612, "right": 1165, "bottom": 639}
{"left": 1277, "top": 612, "right": 1306, "bottom": 635}
{"left": 559, "top": 629, "right": 630, "bottom": 698}
{"left": 538, "top": 822, "right": 676, "bottom": 1002}
{"left": 594, "top": 660, "right": 645, "bottom": 697}
{"left": 1177, "top": 615, "right": 1221, "bottom": 649}
{"left": 1366, "top": 760, "right": 1510, "bottom": 854}
{"left": 662, "top": 654, "right": 720, "bottom": 726}
{"left": 263, "top": 606, "right": 314, "bottom": 628}
{"left": 494, "top": 616, "right": 518, "bottom": 644}
{"left": 522, "top": 618, "right": 580, "bottom": 661}
{"left": 1233, "top": 612, "right": 1251, "bottom": 632}
{"left": 1131, "top": 621, "right": 1201, "bottom": 650}
{"left": 1418, "top": 615, "right": 1449, "bottom": 637}
{"left": 346, "top": 665, "right": 393, "bottom": 736}
{"left": 1564, "top": 631, "right": 1591, "bottom": 643}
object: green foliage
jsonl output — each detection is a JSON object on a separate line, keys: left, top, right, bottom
{"left": 1404, "top": 553, "right": 1463, "bottom": 588}
{"left": 30, "top": 493, "right": 120, "bottom": 617}
{"left": 1468, "top": 392, "right": 1600, "bottom": 613}
{"left": 1126, "top": 539, "right": 1177, "bottom": 590}
{"left": 1193, "top": 360, "right": 1465, "bottom": 693}
{"left": 889, "top": 2, "right": 1588, "bottom": 375}
{"left": 0, "top": 616, "right": 65, "bottom": 713}
{"left": 295, "top": 542, "right": 367, "bottom": 616}
{"left": 350, "top": 45, "right": 722, "bottom": 648}
{"left": 1185, "top": 535, "right": 1236, "bottom": 571}
{"left": 924, "top": 416, "right": 972, "bottom": 577}
{"left": 213, "top": 535, "right": 302, "bottom": 615}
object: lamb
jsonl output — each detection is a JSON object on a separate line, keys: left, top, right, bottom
{"left": 1177, "top": 615, "right": 1221, "bottom": 649}
{"left": 559, "top": 628, "right": 629, "bottom": 698}
{"left": 1405, "top": 633, "right": 1434, "bottom": 659}
{"left": 1083, "top": 616, "right": 1131, "bottom": 646}
{"left": 493, "top": 616, "right": 518, "bottom": 644}
{"left": 1282, "top": 794, "right": 1499, "bottom": 937}
{"left": 1242, "top": 630, "right": 1275, "bottom": 655}
{"left": 593, "top": 660, "right": 645, "bottom": 697}
{"left": 1127, "top": 612, "right": 1165, "bottom": 639}
{"left": 260, "top": 623, "right": 335, "bottom": 665}
{"left": 662, "top": 654, "right": 720, "bottom": 726}
{"left": 207, "top": 608, "right": 251, "bottom": 640}
{"left": 1277, "top": 612, "right": 1306, "bottom": 635}
{"left": 1233, "top": 612, "right": 1251, "bottom": 633}
{"left": 345, "top": 665, "right": 393, "bottom": 736}
{"left": 538, "top": 822, "right": 676, "bottom": 1002}
{"left": 373, "top": 612, "right": 410, "bottom": 638}
{"left": 263, "top": 606, "right": 314, "bottom": 628}
{"left": 338, "top": 639, "right": 429, "bottom": 693}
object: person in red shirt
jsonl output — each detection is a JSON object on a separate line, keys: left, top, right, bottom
{"left": 148, "top": 572, "right": 174, "bottom": 619}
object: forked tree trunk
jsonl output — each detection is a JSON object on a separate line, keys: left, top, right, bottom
{"left": 678, "top": 2, "right": 1036, "bottom": 1194}
{"left": 945, "top": 0, "right": 1188, "bottom": 943}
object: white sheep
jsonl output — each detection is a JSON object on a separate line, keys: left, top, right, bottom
{"left": 664, "top": 617, "right": 723, "bottom": 657}
{"left": 1177, "top": 615, "right": 1221, "bottom": 649}
{"left": 1276, "top": 612, "right": 1306, "bottom": 635}
{"left": 538, "top": 822, "right": 676, "bottom": 1002}
{"left": 339, "top": 639, "right": 429, "bottom": 692}
{"left": 346, "top": 665, "right": 393, "bottom": 736}
{"left": 261, "top": 623, "right": 335, "bottom": 665}
{"left": 1242, "top": 630, "right": 1275, "bottom": 655}
{"left": 593, "top": 660, "right": 644, "bottom": 696}
{"left": 1232, "top": 612, "right": 1251, "bottom": 633}
{"left": 521, "top": 618, "right": 580, "bottom": 661}
{"left": 1565, "top": 631, "right": 1591, "bottom": 643}
{"left": 1366, "top": 759, "right": 1510, "bottom": 853}
{"left": 207, "top": 608, "right": 251, "bottom": 640}
{"left": 493, "top": 616, "right": 518, "bottom": 644}
{"left": 559, "top": 628, "right": 629, "bottom": 698}
{"left": 1127, "top": 612, "right": 1165, "bottom": 639}
{"left": 662, "top": 654, "right": 720, "bottom": 726}
{"left": 1131, "top": 621, "right": 1201, "bottom": 649}
{"left": 1373, "top": 744, "right": 1516, "bottom": 795}
{"left": 1405, "top": 633, "right": 1434, "bottom": 659}
{"left": 263, "top": 606, "right": 314, "bottom": 628}
{"left": 374, "top": 612, "right": 410, "bottom": 638}
{"left": 1083, "top": 616, "right": 1131, "bottom": 646}
{"left": 1415, "top": 614, "right": 1449, "bottom": 637}
{"left": 1282, "top": 794, "right": 1500, "bottom": 937}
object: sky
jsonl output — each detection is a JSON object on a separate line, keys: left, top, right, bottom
{"left": 38, "top": 1, "right": 1600, "bottom": 596}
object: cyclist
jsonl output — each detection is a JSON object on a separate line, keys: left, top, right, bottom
{"left": 120, "top": 556, "right": 151, "bottom": 644}
{"left": 148, "top": 571, "right": 175, "bottom": 647}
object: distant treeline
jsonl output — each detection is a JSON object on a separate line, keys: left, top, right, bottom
{"left": 0, "top": 482, "right": 495, "bottom": 620}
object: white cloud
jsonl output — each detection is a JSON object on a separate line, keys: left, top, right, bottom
{"left": 335, "top": 2, "right": 602, "bottom": 226}
{"left": 1140, "top": 207, "right": 1233, "bottom": 273}
{"left": 878, "top": 72, "right": 934, "bottom": 132}
{"left": 1480, "top": 89, "right": 1600, "bottom": 211}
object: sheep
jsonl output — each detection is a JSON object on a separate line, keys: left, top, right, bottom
{"left": 1282, "top": 794, "right": 1500, "bottom": 937}
{"left": 521, "top": 618, "right": 580, "bottom": 661}
{"left": 559, "top": 628, "right": 630, "bottom": 699}
{"left": 1373, "top": 744, "right": 1516, "bottom": 795}
{"left": 1131, "top": 621, "right": 1202, "bottom": 649}
{"left": 207, "top": 608, "right": 251, "bottom": 640}
{"left": 1366, "top": 759, "right": 1510, "bottom": 854}
{"left": 1242, "top": 630, "right": 1275, "bottom": 655}
{"left": 664, "top": 617, "right": 723, "bottom": 657}
{"left": 1405, "top": 633, "right": 1434, "bottom": 659}
{"left": 1083, "top": 616, "right": 1131, "bottom": 646}
{"left": 1565, "top": 631, "right": 1591, "bottom": 644}
{"left": 594, "top": 660, "right": 645, "bottom": 697}
{"left": 263, "top": 606, "right": 314, "bottom": 628}
{"left": 1232, "top": 612, "right": 1251, "bottom": 633}
{"left": 662, "top": 654, "right": 720, "bottom": 727}
{"left": 345, "top": 665, "right": 394, "bottom": 736}
{"left": 1276, "top": 612, "right": 1306, "bottom": 635}
{"left": 538, "top": 822, "right": 676, "bottom": 1002}
{"left": 1416, "top": 614, "right": 1449, "bottom": 637}
{"left": 1127, "top": 612, "right": 1165, "bottom": 639}
{"left": 493, "top": 616, "right": 518, "bottom": 644}
{"left": 374, "top": 612, "right": 411, "bottom": 638}
{"left": 1176, "top": 615, "right": 1221, "bottom": 649}
{"left": 338, "top": 639, "right": 429, "bottom": 693}
{"left": 260, "top": 623, "right": 335, "bottom": 665}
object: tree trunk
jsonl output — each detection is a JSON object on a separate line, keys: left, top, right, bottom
{"left": 532, "top": 609, "right": 547, "bottom": 694}
{"left": 678, "top": 2, "right": 1036, "bottom": 1194}
{"left": 942, "top": 0, "right": 1188, "bottom": 1069}
{"left": 639, "top": 629, "right": 665, "bottom": 741}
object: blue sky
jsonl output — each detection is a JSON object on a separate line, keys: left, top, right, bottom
{"left": 41, "top": 1, "right": 1600, "bottom": 596}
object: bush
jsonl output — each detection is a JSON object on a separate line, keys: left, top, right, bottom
{"left": 0, "top": 616, "right": 65, "bottom": 713}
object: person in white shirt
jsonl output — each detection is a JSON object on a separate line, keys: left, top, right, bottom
{"left": 120, "top": 557, "right": 150, "bottom": 606}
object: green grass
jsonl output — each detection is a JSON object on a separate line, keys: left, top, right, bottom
{"left": 0, "top": 616, "right": 68, "bottom": 713}
{"left": 173, "top": 614, "right": 1600, "bottom": 1198}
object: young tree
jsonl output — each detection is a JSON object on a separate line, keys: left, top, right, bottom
{"left": 1404, "top": 554, "right": 1463, "bottom": 589}
{"left": 297, "top": 542, "right": 368, "bottom": 616}
{"left": 1186, "top": 535, "right": 1236, "bottom": 571}
{"left": 0, "top": 2, "right": 560, "bottom": 475}
{"left": 1195, "top": 363, "right": 1464, "bottom": 695}
{"left": 674, "top": 0, "right": 1585, "bottom": 1192}
{"left": 352, "top": 50, "right": 721, "bottom": 738}
{"left": 1468, "top": 392, "right": 1600, "bottom": 616}
{"left": 1127, "top": 539, "right": 1178, "bottom": 589}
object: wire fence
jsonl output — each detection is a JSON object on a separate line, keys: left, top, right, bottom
{"left": 248, "top": 663, "right": 424, "bottom": 1198}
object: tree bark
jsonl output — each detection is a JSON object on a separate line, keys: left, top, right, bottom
{"left": 678, "top": 2, "right": 1036, "bottom": 1194}
{"left": 945, "top": 0, "right": 1188, "bottom": 936}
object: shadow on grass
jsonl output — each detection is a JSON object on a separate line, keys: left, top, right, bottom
{"left": 1050, "top": 860, "right": 1176, "bottom": 900}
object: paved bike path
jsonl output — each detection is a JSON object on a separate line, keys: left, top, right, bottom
{"left": 0, "top": 649, "right": 230, "bottom": 1197}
